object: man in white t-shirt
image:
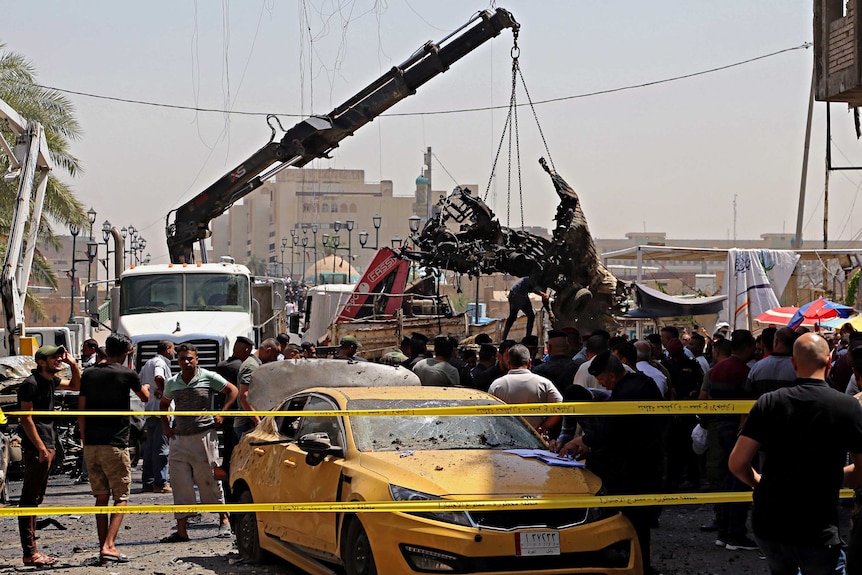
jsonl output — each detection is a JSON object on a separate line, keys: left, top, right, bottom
{"left": 489, "top": 344, "right": 562, "bottom": 431}
{"left": 635, "top": 340, "right": 668, "bottom": 397}
{"left": 140, "top": 340, "right": 174, "bottom": 493}
{"left": 572, "top": 334, "right": 610, "bottom": 390}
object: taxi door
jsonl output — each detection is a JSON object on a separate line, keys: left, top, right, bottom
{"left": 278, "top": 394, "right": 347, "bottom": 555}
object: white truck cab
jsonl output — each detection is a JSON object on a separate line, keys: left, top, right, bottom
{"left": 116, "top": 260, "right": 257, "bottom": 370}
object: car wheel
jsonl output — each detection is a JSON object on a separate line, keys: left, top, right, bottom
{"left": 343, "top": 518, "right": 377, "bottom": 575}
{"left": 234, "top": 489, "right": 264, "bottom": 563}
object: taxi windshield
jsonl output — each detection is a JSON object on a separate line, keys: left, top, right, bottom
{"left": 347, "top": 398, "right": 545, "bottom": 452}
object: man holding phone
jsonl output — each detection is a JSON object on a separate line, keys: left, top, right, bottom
{"left": 16, "top": 345, "right": 81, "bottom": 567}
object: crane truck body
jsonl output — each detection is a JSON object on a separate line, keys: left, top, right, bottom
{"left": 101, "top": 9, "right": 519, "bottom": 366}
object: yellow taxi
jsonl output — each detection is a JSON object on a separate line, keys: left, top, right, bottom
{"left": 230, "top": 363, "right": 641, "bottom": 575}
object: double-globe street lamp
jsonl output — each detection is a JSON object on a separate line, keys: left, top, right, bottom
{"left": 358, "top": 213, "right": 383, "bottom": 251}
{"left": 322, "top": 233, "right": 343, "bottom": 277}
{"left": 301, "top": 235, "right": 309, "bottom": 283}
{"left": 280, "top": 237, "right": 288, "bottom": 278}
{"left": 68, "top": 225, "right": 97, "bottom": 323}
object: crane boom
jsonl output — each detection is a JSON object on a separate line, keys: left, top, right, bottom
{"left": 0, "top": 98, "right": 54, "bottom": 356}
{"left": 165, "top": 8, "right": 518, "bottom": 264}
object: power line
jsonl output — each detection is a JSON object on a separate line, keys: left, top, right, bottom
{"left": 30, "top": 42, "right": 811, "bottom": 119}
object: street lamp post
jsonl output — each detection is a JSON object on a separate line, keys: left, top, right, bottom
{"left": 85, "top": 239, "right": 98, "bottom": 316}
{"left": 345, "top": 219, "right": 354, "bottom": 278}
{"left": 137, "top": 237, "right": 147, "bottom": 264}
{"left": 311, "top": 223, "right": 319, "bottom": 284}
{"left": 86, "top": 207, "right": 96, "bottom": 284}
{"left": 332, "top": 235, "right": 340, "bottom": 274}
{"left": 358, "top": 213, "right": 383, "bottom": 250}
{"left": 290, "top": 230, "right": 298, "bottom": 281}
{"left": 102, "top": 220, "right": 113, "bottom": 282}
{"left": 68, "top": 225, "right": 79, "bottom": 322}
{"left": 280, "top": 237, "right": 288, "bottom": 278}
{"left": 408, "top": 214, "right": 422, "bottom": 246}
{"left": 301, "top": 236, "right": 309, "bottom": 282}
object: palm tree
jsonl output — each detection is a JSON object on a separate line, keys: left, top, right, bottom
{"left": 0, "top": 43, "right": 88, "bottom": 318}
{"left": 245, "top": 255, "right": 269, "bottom": 276}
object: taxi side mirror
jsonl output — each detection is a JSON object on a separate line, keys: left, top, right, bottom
{"left": 298, "top": 432, "right": 342, "bottom": 466}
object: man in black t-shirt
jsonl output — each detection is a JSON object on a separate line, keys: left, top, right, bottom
{"left": 730, "top": 333, "right": 862, "bottom": 574}
{"left": 78, "top": 334, "right": 148, "bottom": 564}
{"left": 16, "top": 344, "right": 81, "bottom": 567}
{"left": 214, "top": 336, "right": 253, "bottom": 486}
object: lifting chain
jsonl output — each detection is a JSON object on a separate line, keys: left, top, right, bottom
{"left": 482, "top": 28, "right": 554, "bottom": 235}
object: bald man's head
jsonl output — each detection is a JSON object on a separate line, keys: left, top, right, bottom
{"left": 792, "top": 333, "right": 830, "bottom": 378}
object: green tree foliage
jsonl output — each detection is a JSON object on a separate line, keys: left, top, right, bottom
{"left": 0, "top": 43, "right": 88, "bottom": 318}
{"left": 846, "top": 269, "right": 861, "bottom": 308}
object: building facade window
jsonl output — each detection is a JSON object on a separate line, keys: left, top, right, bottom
{"left": 322, "top": 204, "right": 330, "bottom": 213}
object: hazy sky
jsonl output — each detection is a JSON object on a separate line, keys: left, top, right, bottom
{"left": 3, "top": 1, "right": 852, "bottom": 264}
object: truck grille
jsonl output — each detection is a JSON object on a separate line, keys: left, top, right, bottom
{"left": 135, "top": 339, "right": 221, "bottom": 371}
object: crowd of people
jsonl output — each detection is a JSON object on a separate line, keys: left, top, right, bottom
{"left": 14, "top": 319, "right": 862, "bottom": 574}
{"left": 368, "top": 322, "right": 862, "bottom": 575}
{"left": 13, "top": 332, "right": 316, "bottom": 566}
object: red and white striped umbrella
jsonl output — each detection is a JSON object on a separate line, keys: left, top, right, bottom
{"left": 754, "top": 306, "right": 817, "bottom": 327}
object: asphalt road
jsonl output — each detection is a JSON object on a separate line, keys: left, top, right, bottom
{"left": 0, "top": 467, "right": 840, "bottom": 574}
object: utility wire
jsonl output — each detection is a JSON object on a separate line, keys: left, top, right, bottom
{"left": 29, "top": 43, "right": 811, "bottom": 118}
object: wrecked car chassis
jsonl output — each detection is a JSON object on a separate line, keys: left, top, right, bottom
{"left": 397, "top": 159, "right": 628, "bottom": 332}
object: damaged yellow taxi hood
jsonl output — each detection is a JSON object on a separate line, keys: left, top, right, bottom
{"left": 358, "top": 449, "right": 602, "bottom": 497}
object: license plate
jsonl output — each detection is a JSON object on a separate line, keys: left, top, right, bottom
{"left": 515, "top": 531, "right": 560, "bottom": 556}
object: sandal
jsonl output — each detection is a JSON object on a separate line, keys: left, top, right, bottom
{"left": 160, "top": 532, "right": 190, "bottom": 543}
{"left": 23, "top": 552, "right": 58, "bottom": 567}
{"left": 100, "top": 552, "right": 129, "bottom": 564}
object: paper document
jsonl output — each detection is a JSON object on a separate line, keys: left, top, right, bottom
{"left": 504, "top": 449, "right": 585, "bottom": 467}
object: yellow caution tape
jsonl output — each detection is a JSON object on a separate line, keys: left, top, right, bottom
{"left": 9, "top": 400, "right": 756, "bottom": 418}
{"left": 0, "top": 490, "right": 855, "bottom": 517}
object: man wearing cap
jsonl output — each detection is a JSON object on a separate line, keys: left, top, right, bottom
{"left": 78, "top": 333, "right": 149, "bottom": 564}
{"left": 234, "top": 338, "right": 280, "bottom": 438}
{"left": 413, "top": 336, "right": 460, "bottom": 387}
{"left": 335, "top": 335, "right": 366, "bottom": 361}
{"left": 532, "top": 330, "right": 578, "bottom": 395}
{"left": 557, "top": 351, "right": 664, "bottom": 575}
{"left": 17, "top": 345, "right": 81, "bottom": 567}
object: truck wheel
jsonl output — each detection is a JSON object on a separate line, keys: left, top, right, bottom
{"left": 343, "top": 518, "right": 377, "bottom": 575}
{"left": 234, "top": 489, "right": 265, "bottom": 563}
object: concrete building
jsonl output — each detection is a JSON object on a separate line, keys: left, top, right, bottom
{"left": 210, "top": 167, "right": 418, "bottom": 282}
